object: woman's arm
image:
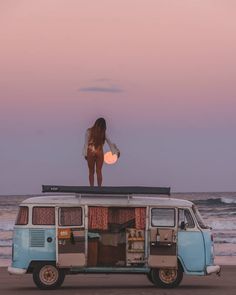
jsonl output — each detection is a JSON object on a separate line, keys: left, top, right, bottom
{"left": 105, "top": 133, "right": 120, "bottom": 157}
{"left": 82, "top": 129, "right": 90, "bottom": 158}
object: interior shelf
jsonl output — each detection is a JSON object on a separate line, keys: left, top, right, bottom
{"left": 128, "top": 249, "right": 145, "bottom": 253}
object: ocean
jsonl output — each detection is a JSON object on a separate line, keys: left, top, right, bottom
{"left": 1, "top": 193, "right": 236, "bottom": 266}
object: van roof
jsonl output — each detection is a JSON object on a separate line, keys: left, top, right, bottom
{"left": 22, "top": 194, "right": 193, "bottom": 207}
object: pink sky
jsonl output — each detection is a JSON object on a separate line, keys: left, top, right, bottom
{"left": 0, "top": 1, "right": 236, "bottom": 194}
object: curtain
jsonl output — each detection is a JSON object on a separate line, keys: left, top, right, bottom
{"left": 135, "top": 208, "right": 146, "bottom": 229}
{"left": 89, "top": 207, "right": 108, "bottom": 230}
{"left": 108, "top": 208, "right": 135, "bottom": 224}
{"left": 16, "top": 206, "right": 28, "bottom": 225}
{"left": 88, "top": 207, "right": 146, "bottom": 230}
{"left": 60, "top": 207, "right": 82, "bottom": 226}
{"left": 32, "top": 207, "right": 55, "bottom": 225}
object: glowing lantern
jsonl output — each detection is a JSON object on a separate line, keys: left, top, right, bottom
{"left": 104, "top": 151, "right": 118, "bottom": 165}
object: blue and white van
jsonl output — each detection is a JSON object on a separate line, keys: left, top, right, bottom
{"left": 8, "top": 186, "right": 220, "bottom": 289}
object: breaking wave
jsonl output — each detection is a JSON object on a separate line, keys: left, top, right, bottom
{"left": 194, "top": 197, "right": 236, "bottom": 206}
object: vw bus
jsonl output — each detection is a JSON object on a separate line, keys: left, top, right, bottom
{"left": 8, "top": 186, "right": 220, "bottom": 289}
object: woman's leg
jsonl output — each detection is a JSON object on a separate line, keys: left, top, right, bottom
{"left": 87, "top": 150, "right": 96, "bottom": 186}
{"left": 95, "top": 150, "right": 104, "bottom": 186}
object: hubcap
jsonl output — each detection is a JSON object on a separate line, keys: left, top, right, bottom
{"left": 159, "top": 269, "right": 177, "bottom": 284}
{"left": 39, "top": 265, "right": 59, "bottom": 285}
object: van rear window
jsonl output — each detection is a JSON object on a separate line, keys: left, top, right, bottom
{"left": 16, "top": 206, "right": 28, "bottom": 225}
{"left": 60, "top": 207, "right": 82, "bottom": 226}
{"left": 32, "top": 207, "right": 55, "bottom": 225}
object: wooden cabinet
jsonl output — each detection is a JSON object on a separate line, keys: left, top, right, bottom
{"left": 126, "top": 228, "right": 145, "bottom": 266}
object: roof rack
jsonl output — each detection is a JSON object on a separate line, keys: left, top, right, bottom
{"left": 42, "top": 185, "right": 171, "bottom": 196}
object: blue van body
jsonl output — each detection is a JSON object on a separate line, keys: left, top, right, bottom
{"left": 12, "top": 228, "right": 56, "bottom": 269}
{"left": 12, "top": 228, "right": 213, "bottom": 275}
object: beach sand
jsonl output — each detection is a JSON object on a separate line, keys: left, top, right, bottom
{"left": 0, "top": 266, "right": 235, "bottom": 295}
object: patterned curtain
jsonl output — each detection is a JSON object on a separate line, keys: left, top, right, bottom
{"left": 108, "top": 208, "right": 135, "bottom": 224}
{"left": 16, "top": 206, "right": 28, "bottom": 225}
{"left": 88, "top": 207, "right": 146, "bottom": 230}
{"left": 60, "top": 207, "right": 82, "bottom": 226}
{"left": 135, "top": 208, "right": 146, "bottom": 229}
{"left": 88, "top": 207, "right": 108, "bottom": 230}
{"left": 32, "top": 207, "right": 55, "bottom": 225}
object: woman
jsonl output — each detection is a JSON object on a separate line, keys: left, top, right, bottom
{"left": 83, "top": 118, "right": 120, "bottom": 186}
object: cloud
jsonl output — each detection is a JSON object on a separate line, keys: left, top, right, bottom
{"left": 79, "top": 79, "right": 123, "bottom": 93}
{"left": 79, "top": 86, "right": 123, "bottom": 93}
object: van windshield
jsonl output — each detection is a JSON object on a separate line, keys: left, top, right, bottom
{"left": 192, "top": 205, "right": 208, "bottom": 229}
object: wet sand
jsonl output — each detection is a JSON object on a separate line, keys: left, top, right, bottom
{"left": 0, "top": 266, "right": 235, "bottom": 295}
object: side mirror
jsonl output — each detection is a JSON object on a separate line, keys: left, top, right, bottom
{"left": 180, "top": 221, "right": 188, "bottom": 230}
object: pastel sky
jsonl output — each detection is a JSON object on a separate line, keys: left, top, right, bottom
{"left": 1, "top": 0, "right": 236, "bottom": 194}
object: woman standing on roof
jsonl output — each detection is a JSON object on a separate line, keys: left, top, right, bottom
{"left": 83, "top": 118, "right": 120, "bottom": 186}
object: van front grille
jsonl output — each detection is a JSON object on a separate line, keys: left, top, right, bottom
{"left": 30, "top": 229, "right": 45, "bottom": 247}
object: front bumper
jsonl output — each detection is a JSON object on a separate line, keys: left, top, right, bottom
{"left": 206, "top": 265, "right": 221, "bottom": 275}
{"left": 8, "top": 266, "right": 27, "bottom": 275}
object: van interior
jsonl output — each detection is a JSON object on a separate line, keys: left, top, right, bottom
{"left": 87, "top": 206, "right": 146, "bottom": 267}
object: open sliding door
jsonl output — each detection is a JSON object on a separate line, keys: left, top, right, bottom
{"left": 55, "top": 206, "right": 86, "bottom": 268}
{"left": 148, "top": 207, "right": 177, "bottom": 268}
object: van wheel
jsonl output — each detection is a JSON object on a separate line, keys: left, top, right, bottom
{"left": 150, "top": 268, "right": 183, "bottom": 288}
{"left": 33, "top": 263, "right": 65, "bottom": 289}
{"left": 146, "top": 271, "right": 154, "bottom": 284}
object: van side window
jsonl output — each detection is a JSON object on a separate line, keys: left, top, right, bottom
{"left": 178, "top": 209, "right": 195, "bottom": 228}
{"left": 151, "top": 208, "right": 175, "bottom": 227}
{"left": 16, "top": 206, "right": 28, "bottom": 225}
{"left": 60, "top": 207, "right": 82, "bottom": 226}
{"left": 32, "top": 207, "right": 55, "bottom": 225}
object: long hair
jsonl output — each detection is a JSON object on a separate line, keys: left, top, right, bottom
{"left": 89, "top": 118, "right": 106, "bottom": 148}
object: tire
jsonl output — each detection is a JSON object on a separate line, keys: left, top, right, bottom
{"left": 146, "top": 271, "right": 154, "bottom": 284}
{"left": 33, "top": 263, "right": 65, "bottom": 290}
{"left": 150, "top": 267, "right": 183, "bottom": 288}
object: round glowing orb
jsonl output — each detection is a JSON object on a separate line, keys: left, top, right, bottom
{"left": 104, "top": 151, "right": 118, "bottom": 165}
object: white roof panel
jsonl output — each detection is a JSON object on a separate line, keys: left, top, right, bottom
{"left": 22, "top": 194, "right": 193, "bottom": 207}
